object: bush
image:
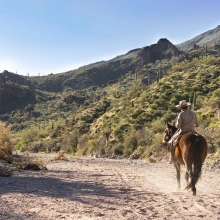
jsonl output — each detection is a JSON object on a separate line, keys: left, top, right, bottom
{"left": 150, "top": 119, "right": 166, "bottom": 133}
{"left": 0, "top": 121, "right": 12, "bottom": 159}
{"left": 136, "top": 128, "right": 151, "bottom": 146}
{"left": 61, "top": 131, "right": 79, "bottom": 154}
{"left": 123, "top": 133, "right": 138, "bottom": 157}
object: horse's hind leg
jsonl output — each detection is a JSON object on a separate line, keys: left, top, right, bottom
{"left": 185, "top": 163, "right": 196, "bottom": 194}
{"left": 185, "top": 163, "right": 192, "bottom": 183}
{"left": 174, "top": 163, "right": 181, "bottom": 189}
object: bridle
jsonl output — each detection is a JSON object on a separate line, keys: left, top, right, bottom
{"left": 163, "top": 125, "right": 177, "bottom": 143}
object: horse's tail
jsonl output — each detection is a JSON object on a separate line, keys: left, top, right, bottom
{"left": 185, "top": 135, "right": 204, "bottom": 191}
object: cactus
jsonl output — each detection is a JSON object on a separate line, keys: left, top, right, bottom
{"left": 193, "top": 93, "right": 197, "bottom": 109}
{"left": 156, "top": 69, "right": 160, "bottom": 82}
{"left": 156, "top": 71, "right": 159, "bottom": 82}
{"left": 135, "top": 71, "right": 138, "bottom": 82}
{"left": 116, "top": 90, "right": 120, "bottom": 98}
{"left": 189, "top": 98, "right": 191, "bottom": 110}
{"left": 159, "top": 66, "right": 162, "bottom": 79}
{"left": 148, "top": 73, "right": 150, "bottom": 85}
{"left": 205, "top": 44, "right": 208, "bottom": 57}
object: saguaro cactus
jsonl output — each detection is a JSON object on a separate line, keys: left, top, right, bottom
{"left": 193, "top": 93, "right": 197, "bottom": 109}
{"left": 147, "top": 72, "right": 150, "bottom": 85}
{"left": 205, "top": 44, "right": 208, "bottom": 57}
{"left": 156, "top": 70, "right": 159, "bottom": 82}
{"left": 135, "top": 71, "right": 138, "bottom": 82}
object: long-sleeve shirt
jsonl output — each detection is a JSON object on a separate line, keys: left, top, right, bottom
{"left": 176, "top": 109, "right": 199, "bottom": 133}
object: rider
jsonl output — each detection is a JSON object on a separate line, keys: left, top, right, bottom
{"left": 168, "top": 100, "right": 199, "bottom": 163}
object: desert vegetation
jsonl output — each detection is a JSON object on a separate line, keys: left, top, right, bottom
{"left": 0, "top": 121, "right": 12, "bottom": 160}
{"left": 0, "top": 40, "right": 219, "bottom": 164}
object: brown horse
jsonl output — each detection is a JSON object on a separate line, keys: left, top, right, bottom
{"left": 163, "top": 122, "right": 207, "bottom": 195}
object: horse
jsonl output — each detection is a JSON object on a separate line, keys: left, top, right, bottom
{"left": 163, "top": 122, "right": 207, "bottom": 195}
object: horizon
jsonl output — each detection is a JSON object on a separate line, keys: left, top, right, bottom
{"left": 0, "top": 0, "right": 219, "bottom": 76}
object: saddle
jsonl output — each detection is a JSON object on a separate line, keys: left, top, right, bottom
{"left": 172, "top": 131, "right": 198, "bottom": 150}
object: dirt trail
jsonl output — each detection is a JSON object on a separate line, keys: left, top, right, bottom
{"left": 0, "top": 154, "right": 220, "bottom": 220}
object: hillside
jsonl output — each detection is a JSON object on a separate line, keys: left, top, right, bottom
{"left": 11, "top": 46, "right": 220, "bottom": 158}
{"left": 27, "top": 38, "right": 179, "bottom": 93}
{"left": 0, "top": 38, "right": 179, "bottom": 114}
{"left": 177, "top": 25, "right": 220, "bottom": 51}
{"left": 0, "top": 32, "right": 220, "bottom": 159}
{"left": 0, "top": 70, "right": 54, "bottom": 114}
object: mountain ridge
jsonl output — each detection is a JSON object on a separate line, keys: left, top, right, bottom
{"left": 177, "top": 25, "right": 220, "bottom": 51}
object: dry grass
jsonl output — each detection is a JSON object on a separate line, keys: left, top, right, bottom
{"left": 51, "top": 152, "right": 68, "bottom": 161}
{"left": 145, "top": 157, "right": 157, "bottom": 163}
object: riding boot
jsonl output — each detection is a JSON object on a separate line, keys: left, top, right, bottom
{"left": 168, "top": 143, "right": 176, "bottom": 164}
{"left": 170, "top": 147, "right": 176, "bottom": 163}
{"left": 167, "top": 142, "right": 173, "bottom": 164}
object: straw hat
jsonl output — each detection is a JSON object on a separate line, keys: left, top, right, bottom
{"left": 176, "top": 100, "right": 191, "bottom": 108}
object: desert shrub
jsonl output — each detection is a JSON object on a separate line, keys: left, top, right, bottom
{"left": 23, "top": 141, "right": 46, "bottom": 153}
{"left": 22, "top": 127, "right": 39, "bottom": 143}
{"left": 61, "top": 131, "right": 79, "bottom": 154}
{"left": 126, "top": 83, "right": 143, "bottom": 99}
{"left": 123, "top": 133, "right": 138, "bottom": 157}
{"left": 113, "top": 123, "right": 130, "bottom": 139}
{"left": 139, "top": 112, "right": 153, "bottom": 122}
{"left": 11, "top": 152, "right": 47, "bottom": 170}
{"left": 132, "top": 109, "right": 145, "bottom": 119}
{"left": 0, "top": 121, "right": 12, "bottom": 159}
{"left": 161, "top": 112, "right": 176, "bottom": 123}
{"left": 14, "top": 125, "right": 51, "bottom": 151}
{"left": 95, "top": 136, "right": 107, "bottom": 156}
{"left": 87, "top": 139, "right": 97, "bottom": 155}
{"left": 136, "top": 145, "right": 146, "bottom": 155}
{"left": 136, "top": 128, "right": 152, "bottom": 147}
{"left": 77, "top": 134, "right": 89, "bottom": 155}
{"left": 107, "top": 87, "right": 120, "bottom": 98}
{"left": 148, "top": 133, "right": 165, "bottom": 154}
{"left": 150, "top": 119, "right": 166, "bottom": 133}
{"left": 197, "top": 127, "right": 220, "bottom": 153}
{"left": 112, "top": 144, "right": 124, "bottom": 155}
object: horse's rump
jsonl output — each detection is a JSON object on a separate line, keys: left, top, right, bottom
{"left": 177, "top": 133, "right": 207, "bottom": 164}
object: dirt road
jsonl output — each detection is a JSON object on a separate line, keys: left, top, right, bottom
{"left": 0, "top": 155, "right": 220, "bottom": 220}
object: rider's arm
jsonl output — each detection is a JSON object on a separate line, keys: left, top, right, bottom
{"left": 176, "top": 113, "right": 182, "bottom": 129}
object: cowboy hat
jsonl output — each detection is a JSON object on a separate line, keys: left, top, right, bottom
{"left": 176, "top": 100, "right": 191, "bottom": 108}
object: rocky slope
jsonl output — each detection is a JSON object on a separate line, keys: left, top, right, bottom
{"left": 177, "top": 25, "right": 220, "bottom": 51}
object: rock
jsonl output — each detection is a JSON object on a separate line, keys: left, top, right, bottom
{"left": 137, "top": 38, "right": 182, "bottom": 65}
{"left": 0, "top": 163, "right": 13, "bottom": 177}
{"left": 129, "top": 153, "right": 140, "bottom": 160}
{"left": 23, "top": 163, "right": 42, "bottom": 171}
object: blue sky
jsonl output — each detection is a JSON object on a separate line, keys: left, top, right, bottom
{"left": 0, "top": 0, "right": 219, "bottom": 76}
